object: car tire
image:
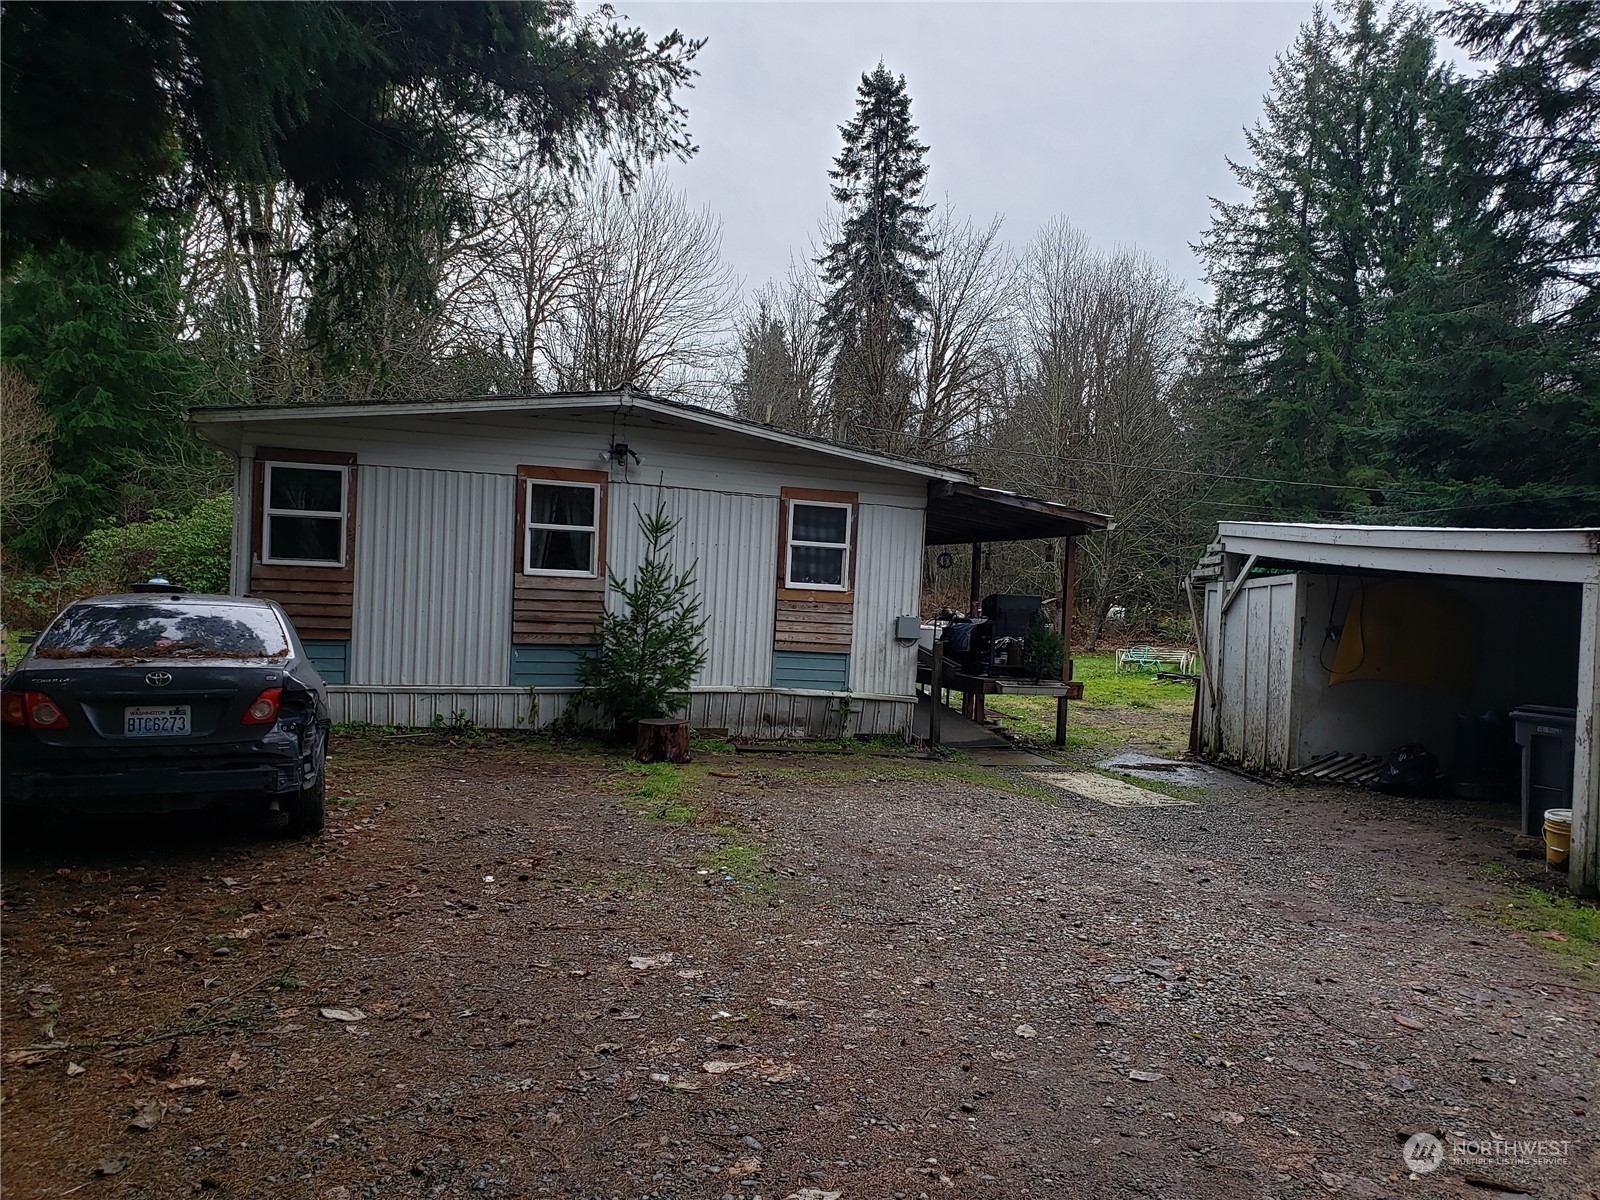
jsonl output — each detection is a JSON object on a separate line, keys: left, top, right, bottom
{"left": 285, "top": 736, "right": 326, "bottom": 837}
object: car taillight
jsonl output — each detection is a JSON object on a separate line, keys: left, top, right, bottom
{"left": 243, "top": 688, "right": 282, "bottom": 725}
{"left": 3, "top": 691, "right": 68, "bottom": 730}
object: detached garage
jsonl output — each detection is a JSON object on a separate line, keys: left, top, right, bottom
{"left": 1190, "top": 523, "right": 1600, "bottom": 897}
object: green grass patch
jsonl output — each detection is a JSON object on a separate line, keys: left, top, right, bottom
{"left": 983, "top": 653, "right": 1195, "bottom": 762}
{"left": 1499, "top": 886, "right": 1600, "bottom": 967}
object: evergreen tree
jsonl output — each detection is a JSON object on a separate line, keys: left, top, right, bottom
{"left": 818, "top": 64, "right": 937, "bottom": 450}
{"left": 1195, "top": 2, "right": 1473, "bottom": 519}
{"left": 1, "top": 2, "right": 704, "bottom": 357}
{"left": 578, "top": 498, "right": 708, "bottom": 738}
{"left": 734, "top": 299, "right": 816, "bottom": 432}
{"left": 1, "top": 222, "right": 220, "bottom": 562}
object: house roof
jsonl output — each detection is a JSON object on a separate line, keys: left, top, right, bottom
{"left": 925, "top": 482, "right": 1112, "bottom": 544}
{"left": 189, "top": 389, "right": 973, "bottom": 484}
{"left": 1213, "top": 521, "right": 1600, "bottom": 585}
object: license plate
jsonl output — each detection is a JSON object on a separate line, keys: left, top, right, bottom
{"left": 125, "top": 705, "right": 191, "bottom": 737}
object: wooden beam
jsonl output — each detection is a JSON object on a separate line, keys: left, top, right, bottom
{"left": 1056, "top": 535, "right": 1077, "bottom": 748}
{"left": 1220, "top": 553, "right": 1260, "bottom": 616}
{"left": 969, "top": 541, "right": 982, "bottom": 614}
{"left": 1570, "top": 580, "right": 1600, "bottom": 897}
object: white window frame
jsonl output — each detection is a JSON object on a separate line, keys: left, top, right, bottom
{"left": 523, "top": 479, "right": 601, "bottom": 578}
{"left": 262, "top": 462, "right": 349, "bottom": 568}
{"left": 785, "top": 500, "right": 852, "bottom": 591}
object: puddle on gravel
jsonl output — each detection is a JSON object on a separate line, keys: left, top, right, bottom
{"left": 1027, "top": 770, "right": 1195, "bottom": 808}
{"left": 1096, "top": 753, "right": 1256, "bottom": 790}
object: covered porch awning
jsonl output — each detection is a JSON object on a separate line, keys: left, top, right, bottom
{"left": 920, "top": 482, "right": 1111, "bottom": 749}
{"left": 925, "top": 482, "right": 1111, "bottom": 545}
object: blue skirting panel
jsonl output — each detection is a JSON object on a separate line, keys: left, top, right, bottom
{"left": 511, "top": 644, "right": 593, "bottom": 688}
{"left": 771, "top": 650, "right": 850, "bottom": 691}
{"left": 302, "top": 639, "right": 350, "bottom": 685}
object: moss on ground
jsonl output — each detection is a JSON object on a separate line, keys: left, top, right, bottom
{"left": 1498, "top": 886, "right": 1600, "bottom": 969}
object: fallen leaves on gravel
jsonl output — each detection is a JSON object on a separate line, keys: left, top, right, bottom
{"left": 725, "top": 1155, "right": 762, "bottom": 1177}
{"left": 702, "top": 1059, "right": 751, "bottom": 1074}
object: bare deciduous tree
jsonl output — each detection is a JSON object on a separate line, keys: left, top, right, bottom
{"left": 907, "top": 211, "right": 1015, "bottom": 461}
{"left": 983, "top": 219, "right": 1195, "bottom": 645}
{"left": 0, "top": 365, "right": 55, "bottom": 538}
{"left": 552, "top": 173, "right": 737, "bottom": 399}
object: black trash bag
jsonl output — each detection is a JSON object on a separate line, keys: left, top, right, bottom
{"left": 1375, "top": 743, "right": 1438, "bottom": 796}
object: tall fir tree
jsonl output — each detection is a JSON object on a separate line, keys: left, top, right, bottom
{"left": 1, "top": 221, "right": 218, "bottom": 562}
{"left": 1196, "top": 1, "right": 1486, "bottom": 519}
{"left": 818, "top": 64, "right": 937, "bottom": 451}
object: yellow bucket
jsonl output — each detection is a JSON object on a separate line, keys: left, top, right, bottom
{"left": 1544, "top": 807, "right": 1573, "bottom": 869}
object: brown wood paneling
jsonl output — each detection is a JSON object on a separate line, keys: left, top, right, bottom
{"left": 512, "top": 466, "right": 609, "bottom": 645}
{"left": 249, "top": 449, "right": 357, "bottom": 642}
{"left": 774, "top": 487, "right": 857, "bottom": 648}
{"left": 775, "top": 596, "right": 854, "bottom": 653}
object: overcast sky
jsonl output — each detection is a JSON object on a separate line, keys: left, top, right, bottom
{"left": 623, "top": 1, "right": 1318, "bottom": 303}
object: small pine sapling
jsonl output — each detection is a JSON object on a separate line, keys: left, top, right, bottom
{"left": 579, "top": 497, "right": 708, "bottom": 738}
{"left": 1021, "top": 610, "right": 1064, "bottom": 679}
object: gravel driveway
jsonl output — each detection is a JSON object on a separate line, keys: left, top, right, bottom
{"left": 2, "top": 735, "right": 1595, "bottom": 1199}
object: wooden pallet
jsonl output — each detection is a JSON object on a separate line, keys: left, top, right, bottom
{"left": 1293, "top": 752, "right": 1387, "bottom": 787}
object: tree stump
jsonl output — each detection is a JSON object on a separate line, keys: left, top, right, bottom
{"left": 635, "top": 718, "right": 692, "bottom": 764}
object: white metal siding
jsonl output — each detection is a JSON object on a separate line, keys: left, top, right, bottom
{"left": 606, "top": 482, "right": 778, "bottom": 689}
{"left": 1199, "top": 574, "right": 1298, "bottom": 772}
{"left": 350, "top": 466, "right": 513, "bottom": 687}
{"left": 851, "top": 502, "right": 924, "bottom": 696}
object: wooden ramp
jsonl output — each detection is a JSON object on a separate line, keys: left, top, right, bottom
{"left": 911, "top": 695, "right": 1010, "bottom": 749}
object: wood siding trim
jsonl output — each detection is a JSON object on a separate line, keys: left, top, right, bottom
{"left": 774, "top": 597, "right": 853, "bottom": 653}
{"left": 775, "top": 486, "right": 857, "bottom": 635}
{"left": 512, "top": 465, "right": 608, "bottom": 644}
{"left": 249, "top": 449, "right": 357, "bottom": 641}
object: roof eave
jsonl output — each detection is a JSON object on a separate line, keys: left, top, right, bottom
{"left": 188, "top": 392, "right": 973, "bottom": 484}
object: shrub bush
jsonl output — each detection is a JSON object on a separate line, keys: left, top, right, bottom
{"left": 79, "top": 495, "right": 233, "bottom": 594}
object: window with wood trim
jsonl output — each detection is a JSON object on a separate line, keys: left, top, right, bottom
{"left": 522, "top": 479, "right": 602, "bottom": 577}
{"left": 786, "top": 500, "right": 852, "bottom": 590}
{"left": 263, "top": 462, "right": 349, "bottom": 567}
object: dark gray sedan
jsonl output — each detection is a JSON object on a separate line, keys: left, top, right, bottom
{"left": 2, "top": 591, "right": 331, "bottom": 834}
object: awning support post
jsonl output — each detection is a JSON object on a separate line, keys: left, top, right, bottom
{"left": 1055, "top": 535, "right": 1077, "bottom": 748}
{"left": 969, "top": 542, "right": 982, "bottom": 615}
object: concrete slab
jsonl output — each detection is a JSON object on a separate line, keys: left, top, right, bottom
{"left": 1027, "top": 770, "right": 1196, "bottom": 808}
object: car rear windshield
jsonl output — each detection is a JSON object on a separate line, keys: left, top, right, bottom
{"left": 33, "top": 603, "right": 291, "bottom": 660}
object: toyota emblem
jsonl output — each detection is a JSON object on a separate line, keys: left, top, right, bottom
{"left": 145, "top": 672, "right": 173, "bottom": 687}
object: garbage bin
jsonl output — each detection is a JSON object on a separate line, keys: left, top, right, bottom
{"left": 1511, "top": 706, "right": 1577, "bottom": 835}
